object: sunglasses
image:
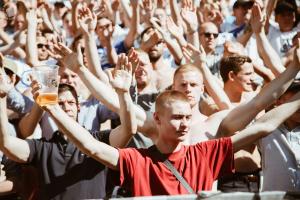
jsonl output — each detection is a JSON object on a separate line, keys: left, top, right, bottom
{"left": 201, "top": 32, "right": 219, "bottom": 39}
{"left": 37, "top": 43, "right": 49, "bottom": 49}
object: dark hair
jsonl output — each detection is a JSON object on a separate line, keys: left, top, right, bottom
{"left": 275, "top": 0, "right": 297, "bottom": 15}
{"left": 58, "top": 83, "right": 79, "bottom": 105}
{"left": 220, "top": 55, "right": 252, "bottom": 82}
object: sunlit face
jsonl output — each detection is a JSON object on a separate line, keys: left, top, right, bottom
{"left": 173, "top": 71, "right": 204, "bottom": 108}
{"left": 233, "top": 5, "right": 252, "bottom": 24}
{"left": 148, "top": 39, "right": 164, "bottom": 62}
{"left": 37, "top": 36, "right": 49, "bottom": 61}
{"left": 14, "top": 14, "right": 25, "bottom": 30}
{"left": 58, "top": 90, "right": 79, "bottom": 121}
{"left": 96, "top": 18, "right": 113, "bottom": 44}
{"left": 135, "top": 53, "right": 153, "bottom": 87}
{"left": 59, "top": 68, "right": 81, "bottom": 91}
{"left": 275, "top": 11, "right": 296, "bottom": 32}
{"left": 199, "top": 23, "right": 219, "bottom": 53}
{"left": 233, "top": 62, "right": 255, "bottom": 92}
{"left": 155, "top": 101, "right": 192, "bottom": 142}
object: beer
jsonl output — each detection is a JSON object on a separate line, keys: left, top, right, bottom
{"left": 36, "top": 93, "right": 58, "bottom": 106}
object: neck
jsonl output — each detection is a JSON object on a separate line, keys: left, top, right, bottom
{"left": 204, "top": 48, "right": 215, "bottom": 55}
{"left": 224, "top": 83, "right": 242, "bottom": 103}
{"left": 156, "top": 137, "right": 182, "bottom": 154}
{"left": 152, "top": 56, "right": 164, "bottom": 70}
{"left": 235, "top": 18, "right": 245, "bottom": 27}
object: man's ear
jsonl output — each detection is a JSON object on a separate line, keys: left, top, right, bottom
{"left": 153, "top": 112, "right": 161, "bottom": 125}
{"left": 228, "top": 71, "right": 235, "bottom": 81}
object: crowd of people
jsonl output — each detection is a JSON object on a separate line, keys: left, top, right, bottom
{"left": 0, "top": 0, "right": 300, "bottom": 199}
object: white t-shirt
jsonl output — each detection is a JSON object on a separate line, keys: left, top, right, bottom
{"left": 259, "top": 125, "right": 300, "bottom": 191}
{"left": 267, "top": 21, "right": 299, "bottom": 58}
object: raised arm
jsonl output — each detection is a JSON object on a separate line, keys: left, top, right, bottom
{"left": 25, "top": 9, "right": 40, "bottom": 67}
{"left": 251, "top": 3, "right": 285, "bottom": 76}
{"left": 123, "top": 0, "right": 139, "bottom": 49}
{"left": 183, "top": 44, "right": 232, "bottom": 110}
{"left": 219, "top": 43, "right": 300, "bottom": 136}
{"left": 0, "top": 57, "right": 30, "bottom": 163}
{"left": 43, "top": 103, "right": 120, "bottom": 169}
{"left": 78, "top": 6, "right": 109, "bottom": 84}
{"left": 232, "top": 90, "right": 300, "bottom": 152}
{"left": 18, "top": 79, "right": 44, "bottom": 139}
{"left": 181, "top": 6, "right": 199, "bottom": 49}
{"left": 107, "top": 54, "right": 137, "bottom": 148}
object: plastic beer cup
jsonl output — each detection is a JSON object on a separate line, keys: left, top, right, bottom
{"left": 33, "top": 65, "right": 59, "bottom": 106}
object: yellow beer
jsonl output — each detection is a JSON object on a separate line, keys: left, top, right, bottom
{"left": 36, "top": 93, "right": 58, "bottom": 106}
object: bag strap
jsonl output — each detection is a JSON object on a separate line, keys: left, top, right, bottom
{"left": 163, "top": 159, "right": 195, "bottom": 194}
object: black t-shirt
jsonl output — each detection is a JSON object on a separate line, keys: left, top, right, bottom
{"left": 26, "top": 130, "right": 111, "bottom": 200}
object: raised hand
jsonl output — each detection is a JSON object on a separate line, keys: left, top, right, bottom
{"left": 166, "top": 16, "right": 184, "bottom": 39}
{"left": 181, "top": 7, "right": 198, "bottom": 34}
{"left": 250, "top": 2, "right": 265, "bottom": 34}
{"left": 0, "top": 54, "right": 15, "bottom": 98}
{"left": 128, "top": 48, "right": 140, "bottom": 73}
{"left": 108, "top": 54, "right": 132, "bottom": 92}
{"left": 26, "top": 9, "right": 38, "bottom": 27}
{"left": 182, "top": 43, "right": 206, "bottom": 65}
{"left": 53, "top": 42, "right": 85, "bottom": 73}
{"left": 150, "top": 18, "right": 167, "bottom": 38}
{"left": 78, "top": 6, "right": 97, "bottom": 35}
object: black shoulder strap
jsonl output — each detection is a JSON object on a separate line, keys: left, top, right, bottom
{"left": 149, "top": 145, "right": 195, "bottom": 194}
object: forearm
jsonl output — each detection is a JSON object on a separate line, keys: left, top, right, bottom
{"left": 197, "top": 61, "right": 232, "bottom": 110}
{"left": 110, "top": 91, "right": 136, "bottom": 148}
{"left": 253, "top": 62, "right": 275, "bottom": 82}
{"left": 7, "top": 88, "right": 34, "bottom": 114}
{"left": 164, "top": 37, "right": 183, "bottom": 64}
{"left": 26, "top": 23, "right": 39, "bottom": 67}
{"left": 18, "top": 104, "right": 44, "bottom": 139}
{"left": 84, "top": 32, "right": 109, "bottom": 84}
{"left": 236, "top": 28, "right": 252, "bottom": 47}
{"left": 124, "top": 4, "right": 139, "bottom": 49}
{"left": 232, "top": 91, "right": 300, "bottom": 152}
{"left": 0, "top": 98, "right": 29, "bottom": 163}
{"left": 0, "top": 30, "right": 26, "bottom": 59}
{"left": 169, "top": 0, "right": 182, "bottom": 25}
{"left": 186, "top": 32, "right": 199, "bottom": 49}
{"left": 107, "top": 41, "right": 118, "bottom": 66}
{"left": 255, "top": 32, "right": 285, "bottom": 76}
{"left": 48, "top": 104, "right": 119, "bottom": 169}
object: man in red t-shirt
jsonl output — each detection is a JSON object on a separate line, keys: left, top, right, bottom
{"left": 44, "top": 87, "right": 300, "bottom": 196}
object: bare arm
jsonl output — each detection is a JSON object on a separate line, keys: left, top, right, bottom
{"left": 251, "top": 3, "right": 285, "bottom": 76}
{"left": 78, "top": 7, "right": 109, "bottom": 83}
{"left": 107, "top": 54, "right": 137, "bottom": 148}
{"left": 25, "top": 10, "right": 39, "bottom": 67}
{"left": 46, "top": 104, "right": 119, "bottom": 169}
{"left": 18, "top": 80, "right": 44, "bottom": 139}
{"left": 232, "top": 90, "right": 300, "bottom": 152}
{"left": 123, "top": 0, "right": 139, "bottom": 49}
{"left": 0, "top": 30, "right": 26, "bottom": 59}
{"left": 0, "top": 97, "right": 30, "bottom": 163}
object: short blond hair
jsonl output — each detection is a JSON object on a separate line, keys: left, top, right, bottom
{"left": 173, "top": 64, "right": 203, "bottom": 83}
{"left": 155, "top": 90, "right": 190, "bottom": 113}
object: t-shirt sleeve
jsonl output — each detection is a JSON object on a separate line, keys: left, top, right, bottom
{"left": 25, "top": 139, "right": 42, "bottom": 164}
{"left": 117, "top": 148, "right": 139, "bottom": 187}
{"left": 198, "top": 137, "right": 234, "bottom": 180}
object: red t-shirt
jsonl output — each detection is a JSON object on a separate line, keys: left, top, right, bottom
{"left": 117, "top": 137, "right": 234, "bottom": 196}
